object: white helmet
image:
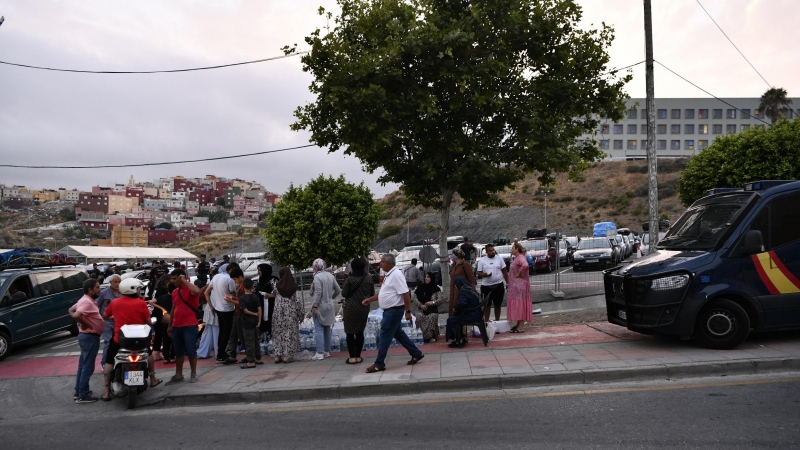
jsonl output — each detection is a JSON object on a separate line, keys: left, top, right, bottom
{"left": 119, "top": 278, "right": 144, "bottom": 296}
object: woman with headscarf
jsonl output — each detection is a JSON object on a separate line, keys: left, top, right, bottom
{"left": 271, "top": 267, "right": 305, "bottom": 363}
{"left": 412, "top": 273, "right": 444, "bottom": 342}
{"left": 340, "top": 257, "right": 375, "bottom": 364}
{"left": 445, "top": 277, "right": 482, "bottom": 348}
{"left": 507, "top": 241, "right": 532, "bottom": 333}
{"left": 256, "top": 264, "right": 277, "bottom": 336}
{"left": 310, "top": 258, "right": 341, "bottom": 361}
{"left": 448, "top": 247, "right": 477, "bottom": 316}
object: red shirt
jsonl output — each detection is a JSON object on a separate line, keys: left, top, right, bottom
{"left": 171, "top": 285, "right": 199, "bottom": 328}
{"left": 105, "top": 296, "right": 151, "bottom": 343}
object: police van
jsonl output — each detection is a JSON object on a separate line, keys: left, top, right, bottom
{"left": 603, "top": 180, "right": 800, "bottom": 349}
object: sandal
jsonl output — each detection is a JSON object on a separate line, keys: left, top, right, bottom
{"left": 365, "top": 364, "right": 385, "bottom": 373}
{"left": 510, "top": 327, "right": 521, "bottom": 333}
{"left": 407, "top": 354, "right": 425, "bottom": 365}
{"left": 254, "top": 360, "right": 264, "bottom": 365}
{"left": 274, "top": 356, "right": 283, "bottom": 364}
{"left": 345, "top": 358, "right": 358, "bottom": 365}
{"left": 240, "top": 364, "right": 256, "bottom": 369}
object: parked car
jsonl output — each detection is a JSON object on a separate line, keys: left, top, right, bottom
{"left": 572, "top": 237, "right": 617, "bottom": 271}
{"left": 557, "top": 238, "right": 575, "bottom": 267}
{"left": 520, "top": 238, "right": 557, "bottom": 273}
{"left": 100, "top": 269, "right": 149, "bottom": 290}
{"left": 613, "top": 235, "right": 628, "bottom": 261}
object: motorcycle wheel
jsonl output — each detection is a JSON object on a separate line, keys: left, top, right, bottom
{"left": 126, "top": 385, "right": 137, "bottom": 409}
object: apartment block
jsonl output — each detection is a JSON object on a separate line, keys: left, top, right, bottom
{"left": 111, "top": 225, "right": 149, "bottom": 247}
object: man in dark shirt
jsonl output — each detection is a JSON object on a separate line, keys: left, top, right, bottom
{"left": 460, "top": 238, "right": 476, "bottom": 263}
{"left": 88, "top": 263, "right": 102, "bottom": 280}
{"left": 195, "top": 253, "right": 211, "bottom": 288}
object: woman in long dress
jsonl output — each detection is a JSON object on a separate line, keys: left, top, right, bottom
{"left": 412, "top": 273, "right": 444, "bottom": 342}
{"left": 340, "top": 257, "right": 375, "bottom": 364}
{"left": 507, "top": 242, "right": 532, "bottom": 333}
{"left": 448, "top": 248, "right": 477, "bottom": 315}
{"left": 272, "top": 267, "right": 305, "bottom": 363}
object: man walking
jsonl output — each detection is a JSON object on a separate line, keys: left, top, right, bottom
{"left": 95, "top": 274, "right": 121, "bottom": 367}
{"left": 403, "top": 258, "right": 424, "bottom": 287}
{"left": 477, "top": 244, "right": 509, "bottom": 323}
{"left": 362, "top": 254, "right": 424, "bottom": 372}
{"left": 69, "top": 278, "right": 104, "bottom": 403}
{"left": 166, "top": 269, "right": 202, "bottom": 385}
{"left": 205, "top": 263, "right": 239, "bottom": 363}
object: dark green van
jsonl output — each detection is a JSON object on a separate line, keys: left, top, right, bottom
{"left": 0, "top": 266, "right": 88, "bottom": 360}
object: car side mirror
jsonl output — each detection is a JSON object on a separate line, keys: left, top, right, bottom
{"left": 10, "top": 291, "right": 27, "bottom": 305}
{"left": 741, "top": 230, "right": 765, "bottom": 255}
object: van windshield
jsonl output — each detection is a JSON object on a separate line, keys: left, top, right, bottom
{"left": 658, "top": 204, "right": 744, "bottom": 250}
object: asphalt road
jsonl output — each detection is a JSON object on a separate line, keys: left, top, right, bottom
{"left": 1, "top": 374, "right": 798, "bottom": 449}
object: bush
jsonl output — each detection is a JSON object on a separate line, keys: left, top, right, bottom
{"left": 626, "top": 165, "right": 648, "bottom": 174}
{"left": 379, "top": 224, "right": 403, "bottom": 239}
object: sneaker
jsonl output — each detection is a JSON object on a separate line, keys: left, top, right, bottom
{"left": 75, "top": 396, "right": 99, "bottom": 404}
{"left": 189, "top": 374, "right": 199, "bottom": 383}
{"left": 311, "top": 352, "right": 325, "bottom": 361}
{"left": 323, "top": 352, "right": 330, "bottom": 358}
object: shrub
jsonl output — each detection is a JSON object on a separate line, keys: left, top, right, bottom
{"left": 379, "top": 224, "right": 403, "bottom": 239}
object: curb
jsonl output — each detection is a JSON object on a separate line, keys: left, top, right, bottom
{"left": 141, "top": 356, "right": 800, "bottom": 409}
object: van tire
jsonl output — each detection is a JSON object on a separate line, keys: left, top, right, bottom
{"left": 69, "top": 321, "right": 79, "bottom": 336}
{"left": 694, "top": 299, "right": 750, "bottom": 350}
{"left": 0, "top": 331, "right": 10, "bottom": 361}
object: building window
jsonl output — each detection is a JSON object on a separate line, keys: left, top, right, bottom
{"left": 726, "top": 109, "right": 736, "bottom": 119}
{"left": 640, "top": 140, "right": 648, "bottom": 150}
{"left": 613, "top": 140, "right": 623, "bottom": 150}
{"left": 670, "top": 124, "right": 681, "bottom": 134}
{"left": 627, "top": 140, "right": 637, "bottom": 150}
{"left": 712, "top": 109, "right": 723, "bottom": 119}
{"left": 699, "top": 109, "right": 709, "bottom": 119}
{"left": 641, "top": 109, "right": 648, "bottom": 119}
{"left": 613, "top": 124, "right": 623, "bottom": 134}
{"left": 628, "top": 124, "right": 637, "bottom": 134}
{"left": 726, "top": 124, "right": 736, "bottom": 134}
{"left": 641, "top": 124, "right": 647, "bottom": 134}
{"left": 670, "top": 140, "right": 680, "bottom": 150}
{"left": 698, "top": 124, "right": 708, "bottom": 134}
{"left": 685, "top": 109, "right": 695, "bottom": 119}
{"left": 657, "top": 109, "right": 667, "bottom": 119}
{"left": 657, "top": 140, "right": 667, "bottom": 150}
{"left": 698, "top": 140, "right": 709, "bottom": 150}
{"left": 713, "top": 124, "right": 723, "bottom": 134}
{"left": 685, "top": 124, "right": 695, "bottom": 134}
{"left": 671, "top": 109, "right": 681, "bottom": 119}
{"left": 741, "top": 124, "right": 750, "bottom": 132}
{"left": 685, "top": 140, "right": 695, "bottom": 151}
{"left": 657, "top": 124, "right": 666, "bottom": 134}
{"left": 627, "top": 109, "right": 638, "bottom": 119}
{"left": 741, "top": 108, "right": 751, "bottom": 119}
{"left": 755, "top": 109, "right": 765, "bottom": 119}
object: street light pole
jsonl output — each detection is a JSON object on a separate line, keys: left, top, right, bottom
{"left": 644, "top": 0, "right": 660, "bottom": 251}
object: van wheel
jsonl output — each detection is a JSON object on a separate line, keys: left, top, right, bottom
{"left": 69, "top": 320, "right": 79, "bottom": 336}
{"left": 694, "top": 299, "right": 750, "bottom": 350}
{"left": 0, "top": 331, "right": 10, "bottom": 361}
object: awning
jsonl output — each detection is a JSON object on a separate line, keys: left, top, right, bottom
{"left": 57, "top": 245, "right": 197, "bottom": 261}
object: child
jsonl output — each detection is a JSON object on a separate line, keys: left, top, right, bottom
{"left": 238, "top": 278, "right": 263, "bottom": 369}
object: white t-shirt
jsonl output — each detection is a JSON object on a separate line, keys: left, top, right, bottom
{"left": 378, "top": 267, "right": 409, "bottom": 310}
{"left": 477, "top": 255, "right": 505, "bottom": 286}
{"left": 209, "top": 273, "right": 236, "bottom": 312}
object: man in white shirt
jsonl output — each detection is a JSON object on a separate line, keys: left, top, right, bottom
{"left": 362, "top": 254, "right": 424, "bottom": 372}
{"left": 477, "top": 244, "right": 509, "bottom": 323}
{"left": 205, "top": 263, "right": 239, "bottom": 363}
{"left": 387, "top": 244, "right": 399, "bottom": 257}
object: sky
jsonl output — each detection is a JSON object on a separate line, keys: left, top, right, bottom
{"left": 0, "top": 0, "right": 798, "bottom": 198}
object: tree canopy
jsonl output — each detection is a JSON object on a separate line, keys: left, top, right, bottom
{"left": 262, "top": 174, "right": 381, "bottom": 269}
{"left": 759, "top": 87, "right": 793, "bottom": 124}
{"left": 287, "top": 0, "right": 629, "bottom": 296}
{"left": 677, "top": 119, "right": 800, "bottom": 206}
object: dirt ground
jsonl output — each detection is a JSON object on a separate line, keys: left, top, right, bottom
{"left": 535, "top": 307, "right": 608, "bottom": 326}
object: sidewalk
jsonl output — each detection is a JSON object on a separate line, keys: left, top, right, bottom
{"left": 2, "top": 321, "right": 800, "bottom": 409}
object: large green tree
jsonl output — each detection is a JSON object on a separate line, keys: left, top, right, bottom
{"left": 262, "top": 175, "right": 381, "bottom": 269}
{"left": 759, "top": 87, "right": 793, "bottom": 124}
{"left": 286, "top": 0, "right": 629, "bottom": 296}
{"left": 677, "top": 119, "right": 800, "bottom": 206}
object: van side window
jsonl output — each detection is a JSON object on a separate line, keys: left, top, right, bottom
{"left": 770, "top": 194, "right": 800, "bottom": 249}
{"left": 33, "top": 272, "right": 66, "bottom": 297}
{"left": 62, "top": 270, "right": 88, "bottom": 290}
{"left": 748, "top": 206, "right": 770, "bottom": 249}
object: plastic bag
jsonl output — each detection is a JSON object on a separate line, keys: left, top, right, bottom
{"left": 485, "top": 323, "right": 496, "bottom": 341}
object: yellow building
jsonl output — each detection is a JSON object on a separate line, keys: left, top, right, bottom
{"left": 158, "top": 188, "right": 172, "bottom": 200}
{"left": 111, "top": 226, "right": 148, "bottom": 247}
{"left": 107, "top": 195, "right": 135, "bottom": 214}
{"left": 31, "top": 189, "right": 58, "bottom": 203}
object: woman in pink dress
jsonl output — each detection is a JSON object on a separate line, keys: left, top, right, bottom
{"left": 507, "top": 242, "right": 532, "bottom": 333}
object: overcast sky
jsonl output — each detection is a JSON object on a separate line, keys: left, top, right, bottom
{"left": 1, "top": 0, "right": 797, "bottom": 198}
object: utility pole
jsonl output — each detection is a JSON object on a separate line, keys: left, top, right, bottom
{"left": 644, "top": 0, "right": 659, "bottom": 252}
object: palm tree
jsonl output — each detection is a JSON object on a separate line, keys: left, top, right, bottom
{"left": 758, "top": 87, "right": 793, "bottom": 124}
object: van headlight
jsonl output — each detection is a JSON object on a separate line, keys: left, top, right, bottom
{"left": 650, "top": 274, "right": 690, "bottom": 291}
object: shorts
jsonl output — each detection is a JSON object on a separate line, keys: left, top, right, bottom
{"left": 481, "top": 283, "right": 505, "bottom": 309}
{"left": 105, "top": 340, "right": 121, "bottom": 365}
{"left": 171, "top": 326, "right": 198, "bottom": 359}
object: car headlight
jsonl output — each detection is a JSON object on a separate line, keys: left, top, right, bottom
{"left": 650, "top": 274, "right": 690, "bottom": 291}
{"left": 537, "top": 255, "right": 547, "bottom": 261}
{"left": 574, "top": 254, "right": 584, "bottom": 259}
{"left": 600, "top": 252, "right": 611, "bottom": 257}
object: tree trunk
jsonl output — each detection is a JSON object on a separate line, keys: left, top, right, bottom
{"left": 439, "top": 189, "right": 454, "bottom": 304}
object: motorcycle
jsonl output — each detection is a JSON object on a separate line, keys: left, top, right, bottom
{"left": 109, "top": 319, "right": 155, "bottom": 409}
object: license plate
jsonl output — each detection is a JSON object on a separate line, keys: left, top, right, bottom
{"left": 586, "top": 259, "right": 599, "bottom": 263}
{"left": 124, "top": 370, "right": 144, "bottom": 386}
{"left": 618, "top": 310, "right": 627, "bottom": 320}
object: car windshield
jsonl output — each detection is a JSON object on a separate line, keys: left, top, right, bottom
{"left": 522, "top": 240, "right": 548, "bottom": 251}
{"left": 566, "top": 237, "right": 578, "bottom": 246}
{"left": 559, "top": 241, "right": 568, "bottom": 249}
{"left": 578, "top": 238, "right": 611, "bottom": 250}
{"left": 493, "top": 245, "right": 512, "bottom": 254}
{"left": 658, "top": 203, "right": 744, "bottom": 250}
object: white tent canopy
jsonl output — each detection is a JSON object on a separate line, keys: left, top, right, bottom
{"left": 57, "top": 245, "right": 197, "bottom": 262}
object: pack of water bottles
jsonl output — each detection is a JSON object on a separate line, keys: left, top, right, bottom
{"left": 260, "top": 340, "right": 275, "bottom": 357}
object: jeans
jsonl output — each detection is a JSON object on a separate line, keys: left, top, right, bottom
{"left": 242, "top": 326, "right": 262, "bottom": 363}
{"left": 313, "top": 316, "right": 332, "bottom": 353}
{"left": 197, "top": 324, "right": 219, "bottom": 358}
{"left": 374, "top": 307, "right": 422, "bottom": 368}
{"left": 216, "top": 310, "right": 234, "bottom": 360}
{"left": 100, "top": 321, "right": 114, "bottom": 366}
{"left": 75, "top": 333, "right": 100, "bottom": 399}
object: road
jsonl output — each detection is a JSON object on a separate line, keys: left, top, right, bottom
{"left": 0, "top": 373, "right": 797, "bottom": 449}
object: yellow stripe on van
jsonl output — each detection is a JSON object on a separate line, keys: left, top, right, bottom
{"left": 754, "top": 252, "right": 800, "bottom": 294}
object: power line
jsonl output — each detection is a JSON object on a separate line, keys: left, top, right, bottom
{"left": 654, "top": 60, "right": 772, "bottom": 126}
{"left": 0, "top": 52, "right": 307, "bottom": 74}
{"left": 0, "top": 144, "right": 316, "bottom": 169}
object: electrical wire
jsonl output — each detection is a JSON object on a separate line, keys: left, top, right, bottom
{"left": 0, "top": 52, "right": 307, "bottom": 74}
{"left": 0, "top": 144, "right": 316, "bottom": 169}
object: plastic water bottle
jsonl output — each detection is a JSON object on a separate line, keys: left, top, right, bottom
{"left": 331, "top": 335, "right": 340, "bottom": 353}
{"left": 340, "top": 335, "right": 348, "bottom": 352}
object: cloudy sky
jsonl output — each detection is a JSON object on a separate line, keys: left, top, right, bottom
{"left": 1, "top": 0, "right": 797, "bottom": 198}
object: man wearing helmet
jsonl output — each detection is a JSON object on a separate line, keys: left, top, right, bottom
{"left": 99, "top": 278, "right": 161, "bottom": 401}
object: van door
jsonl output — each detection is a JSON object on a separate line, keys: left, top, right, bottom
{"left": 5, "top": 275, "right": 41, "bottom": 342}
{"left": 30, "top": 271, "right": 69, "bottom": 337}
{"left": 742, "top": 193, "right": 800, "bottom": 327}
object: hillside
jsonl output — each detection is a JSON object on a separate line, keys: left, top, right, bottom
{"left": 374, "top": 159, "right": 688, "bottom": 250}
